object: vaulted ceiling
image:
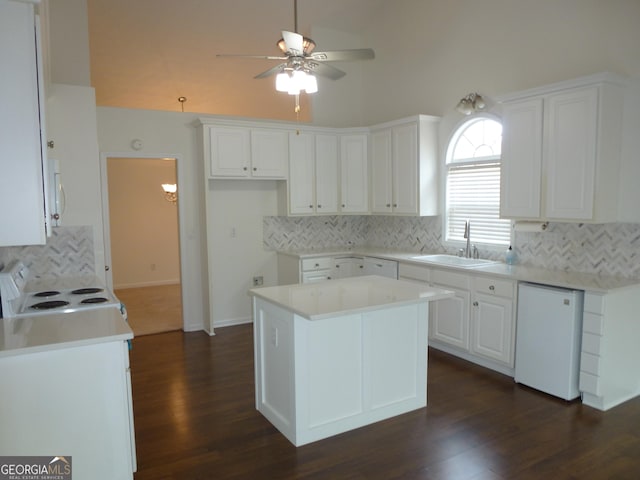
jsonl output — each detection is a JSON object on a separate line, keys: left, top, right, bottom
{"left": 87, "top": 0, "right": 384, "bottom": 121}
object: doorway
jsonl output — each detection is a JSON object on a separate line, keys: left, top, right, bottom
{"left": 102, "top": 155, "right": 184, "bottom": 335}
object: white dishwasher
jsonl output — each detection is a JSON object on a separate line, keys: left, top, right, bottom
{"left": 515, "top": 282, "right": 584, "bottom": 400}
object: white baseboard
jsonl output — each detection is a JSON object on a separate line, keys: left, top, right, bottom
{"left": 212, "top": 316, "right": 253, "bottom": 330}
{"left": 114, "top": 279, "right": 181, "bottom": 290}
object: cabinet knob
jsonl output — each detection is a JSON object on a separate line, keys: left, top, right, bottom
{"left": 243, "top": 166, "right": 248, "bottom": 171}
{"left": 473, "top": 301, "right": 479, "bottom": 307}
{"left": 336, "top": 265, "right": 340, "bottom": 268}
{"left": 342, "top": 204, "right": 346, "bottom": 208}
{"left": 317, "top": 204, "right": 322, "bottom": 208}
{"left": 315, "top": 263, "right": 319, "bottom": 267}
{"left": 489, "top": 285, "right": 495, "bottom": 291}
{"left": 386, "top": 203, "right": 391, "bottom": 207}
{"left": 393, "top": 203, "right": 398, "bottom": 207}
{"left": 309, "top": 205, "right": 314, "bottom": 209}
{"left": 253, "top": 167, "right": 257, "bottom": 171}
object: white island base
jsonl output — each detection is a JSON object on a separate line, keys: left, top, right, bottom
{"left": 250, "top": 276, "right": 452, "bottom": 446}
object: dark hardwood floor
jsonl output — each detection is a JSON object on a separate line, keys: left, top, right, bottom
{"left": 130, "top": 325, "right": 640, "bottom": 479}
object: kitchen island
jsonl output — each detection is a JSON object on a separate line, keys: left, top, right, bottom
{"left": 249, "top": 275, "right": 453, "bottom": 446}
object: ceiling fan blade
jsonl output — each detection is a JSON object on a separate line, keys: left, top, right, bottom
{"left": 282, "top": 30, "right": 304, "bottom": 55}
{"left": 217, "top": 54, "right": 287, "bottom": 61}
{"left": 310, "top": 48, "right": 375, "bottom": 62}
{"left": 305, "top": 61, "right": 346, "bottom": 80}
{"left": 254, "top": 63, "right": 286, "bottom": 79}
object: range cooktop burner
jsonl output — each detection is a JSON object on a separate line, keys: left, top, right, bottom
{"left": 81, "top": 297, "right": 109, "bottom": 304}
{"left": 30, "top": 300, "right": 71, "bottom": 310}
{"left": 72, "top": 287, "right": 104, "bottom": 295}
{"left": 33, "top": 290, "right": 61, "bottom": 297}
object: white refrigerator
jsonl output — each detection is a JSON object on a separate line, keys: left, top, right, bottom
{"left": 515, "top": 282, "right": 584, "bottom": 400}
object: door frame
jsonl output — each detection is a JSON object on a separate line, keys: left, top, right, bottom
{"left": 99, "top": 151, "right": 188, "bottom": 331}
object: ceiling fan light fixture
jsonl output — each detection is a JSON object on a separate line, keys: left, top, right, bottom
{"left": 276, "top": 71, "right": 291, "bottom": 92}
{"left": 277, "top": 36, "right": 316, "bottom": 55}
{"left": 304, "top": 74, "right": 318, "bottom": 94}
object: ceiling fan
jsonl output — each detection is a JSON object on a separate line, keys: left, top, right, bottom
{"left": 217, "top": 0, "right": 374, "bottom": 110}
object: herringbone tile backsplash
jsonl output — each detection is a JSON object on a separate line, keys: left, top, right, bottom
{"left": 0, "top": 226, "right": 95, "bottom": 278}
{"left": 265, "top": 216, "right": 640, "bottom": 279}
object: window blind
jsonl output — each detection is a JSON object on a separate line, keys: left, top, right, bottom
{"left": 446, "top": 162, "right": 511, "bottom": 246}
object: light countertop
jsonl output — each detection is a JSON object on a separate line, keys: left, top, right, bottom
{"left": 0, "top": 307, "right": 133, "bottom": 357}
{"left": 277, "top": 248, "right": 640, "bottom": 293}
{"left": 249, "top": 275, "right": 454, "bottom": 320}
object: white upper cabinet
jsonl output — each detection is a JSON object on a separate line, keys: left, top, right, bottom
{"left": 500, "top": 73, "right": 639, "bottom": 223}
{"left": 0, "top": 1, "right": 50, "bottom": 246}
{"left": 204, "top": 124, "right": 288, "bottom": 179}
{"left": 208, "top": 126, "right": 251, "bottom": 177}
{"left": 500, "top": 99, "right": 543, "bottom": 218}
{"left": 370, "top": 115, "right": 440, "bottom": 216}
{"left": 315, "top": 134, "right": 339, "bottom": 214}
{"left": 340, "top": 134, "right": 369, "bottom": 214}
{"left": 288, "top": 132, "right": 339, "bottom": 215}
{"left": 250, "top": 128, "right": 289, "bottom": 178}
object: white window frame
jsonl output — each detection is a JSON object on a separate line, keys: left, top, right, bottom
{"left": 443, "top": 114, "right": 511, "bottom": 251}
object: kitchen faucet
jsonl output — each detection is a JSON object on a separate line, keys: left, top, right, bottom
{"left": 463, "top": 220, "right": 471, "bottom": 258}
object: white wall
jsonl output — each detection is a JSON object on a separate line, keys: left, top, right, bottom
{"left": 46, "top": 84, "right": 106, "bottom": 279}
{"left": 360, "top": 0, "right": 640, "bottom": 124}
{"left": 107, "top": 157, "right": 180, "bottom": 289}
{"left": 207, "top": 180, "right": 281, "bottom": 329}
{"left": 95, "top": 107, "right": 207, "bottom": 331}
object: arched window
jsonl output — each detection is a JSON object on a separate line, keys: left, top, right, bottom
{"left": 445, "top": 116, "right": 510, "bottom": 247}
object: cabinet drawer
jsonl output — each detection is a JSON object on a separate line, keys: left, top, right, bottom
{"left": 431, "top": 269, "right": 470, "bottom": 290}
{"left": 475, "top": 276, "right": 514, "bottom": 298}
{"left": 581, "top": 332, "right": 602, "bottom": 356}
{"left": 302, "top": 257, "right": 332, "bottom": 271}
{"left": 579, "top": 371, "right": 601, "bottom": 396}
{"left": 583, "top": 312, "right": 604, "bottom": 335}
{"left": 398, "top": 263, "right": 430, "bottom": 283}
{"left": 580, "top": 352, "right": 601, "bottom": 376}
{"left": 584, "top": 293, "right": 605, "bottom": 314}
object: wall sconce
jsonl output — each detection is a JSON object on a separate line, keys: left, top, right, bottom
{"left": 456, "top": 93, "right": 487, "bottom": 115}
{"left": 161, "top": 183, "right": 177, "bottom": 204}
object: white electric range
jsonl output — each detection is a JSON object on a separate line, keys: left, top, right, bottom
{"left": 0, "top": 261, "right": 120, "bottom": 318}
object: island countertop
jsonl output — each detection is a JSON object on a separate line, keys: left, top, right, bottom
{"left": 249, "top": 275, "right": 453, "bottom": 321}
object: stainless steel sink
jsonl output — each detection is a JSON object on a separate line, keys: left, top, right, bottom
{"left": 410, "top": 254, "right": 500, "bottom": 268}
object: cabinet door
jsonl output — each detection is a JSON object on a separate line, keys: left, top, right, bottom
{"left": 392, "top": 123, "right": 419, "bottom": 214}
{"left": 340, "top": 135, "right": 368, "bottom": 213}
{"left": 315, "top": 134, "right": 339, "bottom": 214}
{"left": 251, "top": 128, "right": 288, "bottom": 178}
{"left": 429, "top": 286, "right": 470, "bottom": 350}
{"left": 500, "top": 99, "right": 543, "bottom": 218}
{"left": 370, "top": 130, "right": 393, "bottom": 213}
{"left": 288, "top": 132, "right": 316, "bottom": 215}
{"left": 471, "top": 292, "right": 514, "bottom": 366}
{"left": 208, "top": 126, "right": 250, "bottom": 177}
{"left": 544, "top": 87, "right": 598, "bottom": 220}
{"left": 0, "top": 1, "right": 48, "bottom": 246}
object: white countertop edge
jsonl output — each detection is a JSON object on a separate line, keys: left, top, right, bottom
{"left": 275, "top": 248, "right": 640, "bottom": 293}
{"left": 0, "top": 307, "right": 134, "bottom": 357}
{"left": 0, "top": 331, "right": 133, "bottom": 358}
{"left": 249, "top": 276, "right": 454, "bottom": 321}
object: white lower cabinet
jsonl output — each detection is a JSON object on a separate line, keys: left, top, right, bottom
{"left": 0, "top": 340, "right": 136, "bottom": 479}
{"left": 332, "top": 256, "right": 364, "bottom": 279}
{"left": 429, "top": 269, "right": 471, "bottom": 351}
{"left": 301, "top": 257, "right": 333, "bottom": 283}
{"left": 399, "top": 262, "right": 517, "bottom": 375}
{"left": 470, "top": 276, "right": 516, "bottom": 368}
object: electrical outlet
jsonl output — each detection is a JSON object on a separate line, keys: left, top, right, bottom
{"left": 253, "top": 276, "right": 263, "bottom": 286}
